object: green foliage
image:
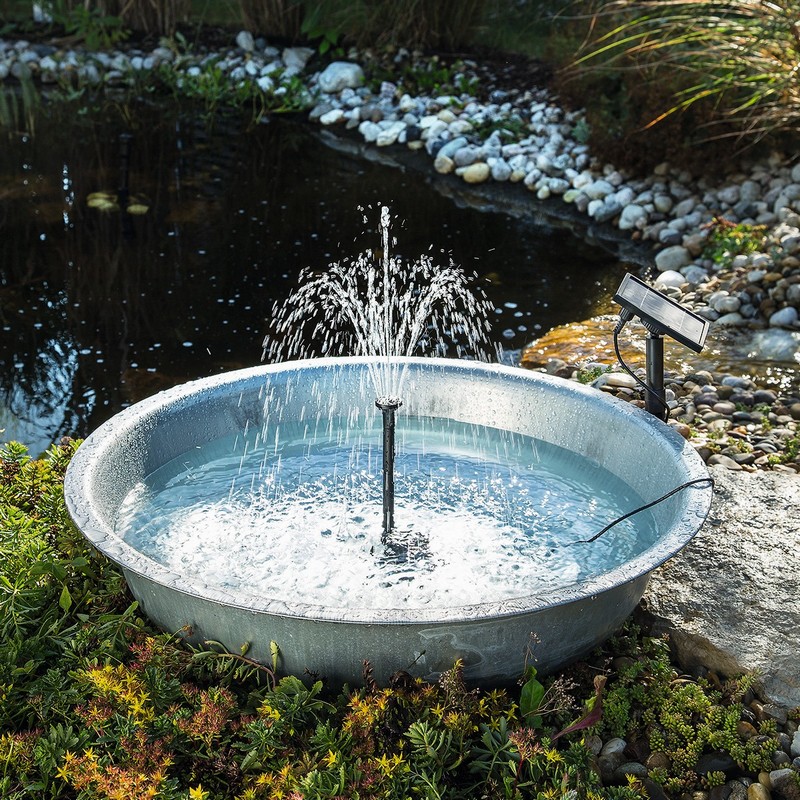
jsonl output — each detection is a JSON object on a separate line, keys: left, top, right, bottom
{"left": 368, "top": 54, "right": 479, "bottom": 100}
{"left": 577, "top": 364, "right": 612, "bottom": 384}
{"left": 471, "top": 112, "right": 530, "bottom": 142}
{"left": 0, "top": 62, "right": 39, "bottom": 135}
{"left": 152, "top": 56, "right": 313, "bottom": 123}
{"left": 519, "top": 666, "right": 545, "bottom": 727}
{"left": 595, "top": 625, "right": 779, "bottom": 794}
{"left": 240, "top": 0, "right": 303, "bottom": 42}
{"left": 300, "top": 4, "right": 344, "bottom": 56}
{"left": 702, "top": 217, "right": 767, "bottom": 266}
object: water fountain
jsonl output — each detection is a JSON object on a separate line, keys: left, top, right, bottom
{"left": 64, "top": 208, "right": 712, "bottom": 686}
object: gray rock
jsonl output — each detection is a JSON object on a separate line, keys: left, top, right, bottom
{"left": 745, "top": 329, "right": 800, "bottom": 361}
{"left": 358, "top": 120, "right": 381, "bottom": 142}
{"left": 741, "top": 179, "right": 763, "bottom": 202}
{"left": 643, "top": 466, "right": 800, "bottom": 709}
{"left": 707, "top": 453, "right": 743, "bottom": 469}
{"left": 585, "top": 179, "right": 615, "bottom": 200}
{"left": 282, "top": 46, "right": 314, "bottom": 73}
{"left": 437, "top": 136, "right": 468, "bottom": 160}
{"left": 729, "top": 784, "right": 749, "bottom": 800}
{"left": 655, "top": 245, "right": 692, "bottom": 272}
{"left": 593, "top": 199, "right": 623, "bottom": 223}
{"left": 769, "top": 306, "right": 799, "bottom": 328}
{"left": 489, "top": 158, "right": 512, "bottom": 182}
{"left": 619, "top": 203, "right": 647, "bottom": 230}
{"left": 614, "top": 761, "right": 649, "bottom": 781}
{"left": 673, "top": 197, "right": 697, "bottom": 216}
{"left": 654, "top": 194, "right": 674, "bottom": 214}
{"left": 711, "top": 293, "right": 742, "bottom": 314}
{"left": 770, "top": 769, "right": 800, "bottom": 800}
{"left": 317, "top": 61, "right": 364, "bottom": 93}
{"left": 792, "top": 730, "right": 800, "bottom": 758}
{"left": 682, "top": 265, "right": 710, "bottom": 284}
{"left": 717, "top": 185, "right": 741, "bottom": 205}
{"left": 319, "top": 108, "right": 345, "bottom": 125}
{"left": 235, "top": 30, "right": 255, "bottom": 51}
{"left": 715, "top": 312, "right": 745, "bottom": 326}
{"left": 655, "top": 270, "right": 685, "bottom": 289}
{"left": 600, "top": 737, "right": 627, "bottom": 756}
{"left": 375, "top": 120, "right": 405, "bottom": 146}
{"left": 547, "top": 177, "right": 570, "bottom": 194}
{"left": 453, "top": 145, "right": 481, "bottom": 167}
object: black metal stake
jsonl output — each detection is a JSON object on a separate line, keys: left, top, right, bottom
{"left": 645, "top": 331, "right": 666, "bottom": 418}
{"left": 376, "top": 397, "right": 402, "bottom": 542}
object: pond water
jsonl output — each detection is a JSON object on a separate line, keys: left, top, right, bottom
{"left": 0, "top": 102, "right": 632, "bottom": 455}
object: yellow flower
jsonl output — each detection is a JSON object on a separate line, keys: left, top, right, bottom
{"left": 372, "top": 752, "right": 406, "bottom": 777}
{"left": 188, "top": 784, "right": 210, "bottom": 800}
{"left": 544, "top": 747, "right": 564, "bottom": 764}
{"left": 259, "top": 701, "right": 281, "bottom": 721}
{"left": 323, "top": 749, "right": 338, "bottom": 768}
{"left": 55, "top": 751, "right": 76, "bottom": 783}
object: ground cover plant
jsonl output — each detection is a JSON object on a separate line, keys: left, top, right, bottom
{"left": 1, "top": 440, "right": 793, "bottom": 799}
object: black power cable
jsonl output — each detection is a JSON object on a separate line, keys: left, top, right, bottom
{"left": 571, "top": 312, "right": 715, "bottom": 543}
{"left": 612, "top": 315, "right": 670, "bottom": 423}
{"left": 573, "top": 478, "right": 714, "bottom": 544}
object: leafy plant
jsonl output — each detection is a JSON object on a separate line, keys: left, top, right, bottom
{"left": 153, "top": 58, "right": 313, "bottom": 125}
{"left": 240, "top": 0, "right": 303, "bottom": 42}
{"left": 595, "top": 625, "right": 778, "bottom": 794}
{"left": 702, "top": 217, "right": 767, "bottom": 265}
{"left": 0, "top": 62, "right": 39, "bottom": 135}
{"left": 577, "top": 364, "right": 612, "bottom": 384}
{"left": 300, "top": 4, "right": 344, "bottom": 56}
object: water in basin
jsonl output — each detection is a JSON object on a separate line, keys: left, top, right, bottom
{"left": 116, "top": 415, "right": 657, "bottom": 610}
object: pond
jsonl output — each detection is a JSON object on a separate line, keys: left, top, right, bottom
{"left": 0, "top": 101, "right": 633, "bottom": 455}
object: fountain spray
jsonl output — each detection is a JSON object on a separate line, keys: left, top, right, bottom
{"left": 263, "top": 204, "right": 494, "bottom": 545}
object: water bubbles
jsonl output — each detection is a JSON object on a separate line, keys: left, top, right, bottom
{"left": 116, "top": 417, "right": 657, "bottom": 611}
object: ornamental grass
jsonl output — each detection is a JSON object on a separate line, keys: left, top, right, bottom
{"left": 566, "top": 0, "right": 800, "bottom": 148}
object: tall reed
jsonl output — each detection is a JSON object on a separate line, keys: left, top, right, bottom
{"left": 568, "top": 0, "right": 800, "bottom": 147}
{"left": 44, "top": 0, "right": 189, "bottom": 36}
{"left": 240, "top": 0, "right": 303, "bottom": 41}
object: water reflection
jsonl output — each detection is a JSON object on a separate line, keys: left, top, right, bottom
{"left": 1, "top": 103, "right": 630, "bottom": 454}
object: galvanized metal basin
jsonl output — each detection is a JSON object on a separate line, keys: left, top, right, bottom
{"left": 64, "top": 357, "right": 711, "bottom": 685}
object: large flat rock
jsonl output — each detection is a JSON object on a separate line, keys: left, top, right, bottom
{"left": 642, "top": 464, "right": 800, "bottom": 709}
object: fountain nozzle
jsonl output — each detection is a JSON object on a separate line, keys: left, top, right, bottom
{"left": 376, "top": 397, "right": 402, "bottom": 541}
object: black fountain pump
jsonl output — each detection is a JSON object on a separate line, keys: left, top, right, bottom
{"left": 376, "top": 396, "right": 402, "bottom": 540}
{"left": 613, "top": 273, "right": 710, "bottom": 418}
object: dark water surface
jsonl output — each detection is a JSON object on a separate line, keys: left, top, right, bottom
{"left": 1, "top": 103, "right": 632, "bottom": 455}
